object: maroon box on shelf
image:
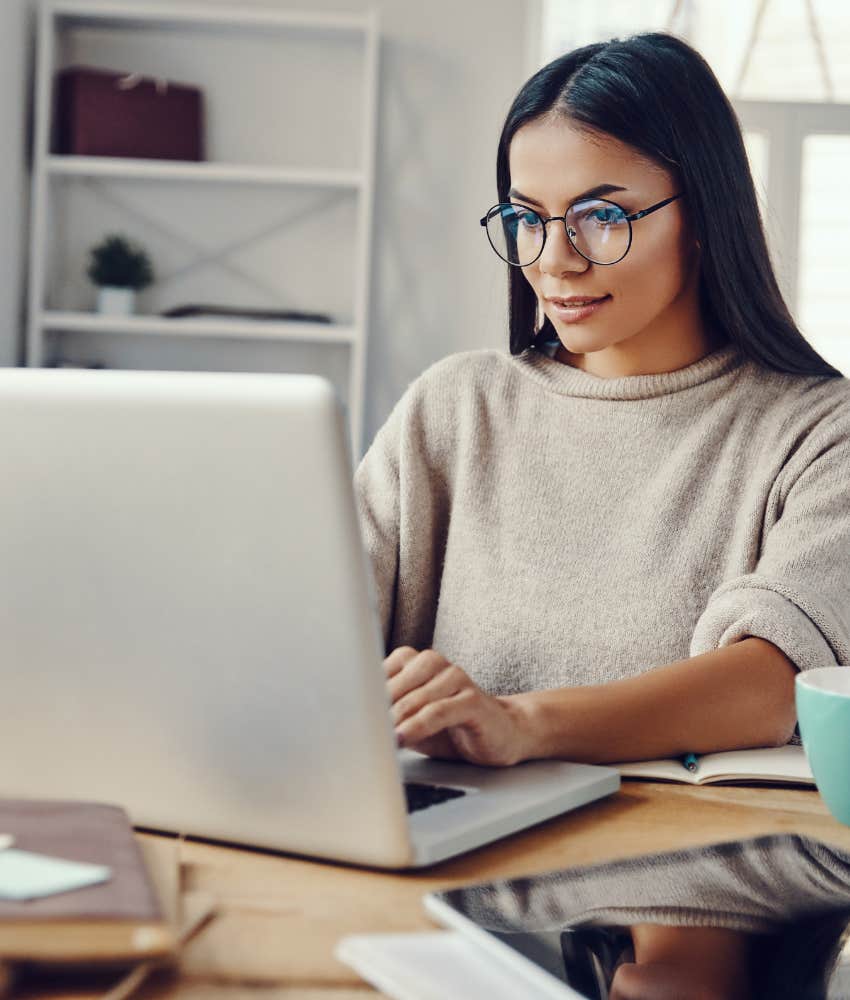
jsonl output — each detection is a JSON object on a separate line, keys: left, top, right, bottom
{"left": 55, "top": 66, "right": 205, "bottom": 161}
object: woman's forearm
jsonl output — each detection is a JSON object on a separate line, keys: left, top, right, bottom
{"left": 505, "top": 637, "right": 798, "bottom": 764}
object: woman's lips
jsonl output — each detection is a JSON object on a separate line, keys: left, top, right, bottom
{"left": 547, "top": 294, "right": 612, "bottom": 322}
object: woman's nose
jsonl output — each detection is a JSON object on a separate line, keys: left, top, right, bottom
{"left": 537, "top": 218, "right": 588, "bottom": 275}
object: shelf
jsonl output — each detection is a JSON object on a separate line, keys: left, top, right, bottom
{"left": 41, "top": 311, "right": 358, "bottom": 344}
{"left": 48, "top": 2, "right": 374, "bottom": 37}
{"left": 46, "top": 156, "right": 365, "bottom": 189}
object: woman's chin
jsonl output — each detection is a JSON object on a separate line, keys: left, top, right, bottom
{"left": 551, "top": 325, "right": 617, "bottom": 355}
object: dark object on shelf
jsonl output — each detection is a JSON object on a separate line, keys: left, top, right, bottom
{"left": 45, "top": 360, "right": 106, "bottom": 370}
{"left": 55, "top": 66, "right": 204, "bottom": 161}
{"left": 161, "top": 304, "right": 333, "bottom": 324}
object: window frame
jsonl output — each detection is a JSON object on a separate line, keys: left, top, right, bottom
{"left": 734, "top": 99, "right": 850, "bottom": 316}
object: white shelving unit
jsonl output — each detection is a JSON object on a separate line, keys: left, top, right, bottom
{"left": 27, "top": 0, "right": 380, "bottom": 453}
{"left": 40, "top": 311, "right": 359, "bottom": 343}
{"left": 46, "top": 155, "right": 366, "bottom": 188}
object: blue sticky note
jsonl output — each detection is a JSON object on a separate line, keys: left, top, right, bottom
{"left": 0, "top": 849, "right": 111, "bottom": 901}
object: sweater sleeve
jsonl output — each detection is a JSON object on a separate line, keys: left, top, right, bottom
{"left": 689, "top": 410, "right": 850, "bottom": 672}
{"left": 352, "top": 363, "right": 453, "bottom": 656}
{"left": 353, "top": 398, "right": 403, "bottom": 654}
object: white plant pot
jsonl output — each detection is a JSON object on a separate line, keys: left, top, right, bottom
{"left": 97, "top": 286, "right": 136, "bottom": 316}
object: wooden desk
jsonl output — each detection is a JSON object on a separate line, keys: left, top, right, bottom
{"left": 18, "top": 782, "right": 850, "bottom": 999}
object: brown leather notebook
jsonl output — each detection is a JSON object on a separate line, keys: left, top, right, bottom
{"left": 0, "top": 800, "right": 175, "bottom": 962}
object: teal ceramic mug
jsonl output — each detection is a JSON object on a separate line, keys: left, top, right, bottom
{"left": 796, "top": 667, "right": 850, "bottom": 825}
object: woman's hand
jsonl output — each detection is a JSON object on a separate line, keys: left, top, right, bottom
{"left": 609, "top": 961, "right": 748, "bottom": 1000}
{"left": 609, "top": 924, "right": 753, "bottom": 1000}
{"left": 384, "top": 646, "right": 531, "bottom": 767}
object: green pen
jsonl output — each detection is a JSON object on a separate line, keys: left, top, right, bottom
{"left": 681, "top": 753, "right": 699, "bottom": 773}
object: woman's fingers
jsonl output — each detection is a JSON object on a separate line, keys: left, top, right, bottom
{"left": 381, "top": 648, "right": 520, "bottom": 766}
{"left": 386, "top": 648, "right": 451, "bottom": 704}
{"left": 396, "top": 688, "right": 478, "bottom": 747}
{"left": 392, "top": 664, "right": 467, "bottom": 725}
{"left": 383, "top": 646, "right": 419, "bottom": 680}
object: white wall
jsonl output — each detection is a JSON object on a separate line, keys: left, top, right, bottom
{"left": 0, "top": 0, "right": 31, "bottom": 366}
{"left": 0, "top": 0, "right": 531, "bottom": 455}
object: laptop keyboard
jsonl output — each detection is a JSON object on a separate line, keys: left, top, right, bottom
{"left": 404, "top": 782, "right": 467, "bottom": 814}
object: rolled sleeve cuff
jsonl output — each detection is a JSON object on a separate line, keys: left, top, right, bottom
{"left": 689, "top": 576, "right": 847, "bottom": 673}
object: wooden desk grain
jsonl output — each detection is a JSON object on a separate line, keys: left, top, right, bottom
{"left": 16, "top": 781, "right": 850, "bottom": 999}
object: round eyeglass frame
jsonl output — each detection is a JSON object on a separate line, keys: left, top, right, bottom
{"left": 479, "top": 193, "right": 684, "bottom": 267}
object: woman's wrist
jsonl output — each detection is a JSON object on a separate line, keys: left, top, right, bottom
{"left": 501, "top": 682, "right": 650, "bottom": 764}
{"left": 498, "top": 689, "right": 585, "bottom": 763}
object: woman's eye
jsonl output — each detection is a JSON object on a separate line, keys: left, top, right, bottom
{"left": 586, "top": 207, "right": 622, "bottom": 226}
{"left": 516, "top": 211, "right": 540, "bottom": 230}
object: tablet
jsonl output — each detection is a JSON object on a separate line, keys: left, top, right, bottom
{"left": 424, "top": 833, "right": 850, "bottom": 1000}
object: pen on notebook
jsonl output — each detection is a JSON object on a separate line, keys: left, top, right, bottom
{"left": 681, "top": 753, "right": 699, "bottom": 774}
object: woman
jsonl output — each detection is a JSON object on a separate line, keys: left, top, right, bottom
{"left": 354, "top": 32, "right": 850, "bottom": 767}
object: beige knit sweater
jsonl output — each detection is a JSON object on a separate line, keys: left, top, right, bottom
{"left": 354, "top": 343, "right": 850, "bottom": 696}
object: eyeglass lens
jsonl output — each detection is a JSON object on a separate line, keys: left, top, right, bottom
{"left": 486, "top": 199, "right": 630, "bottom": 266}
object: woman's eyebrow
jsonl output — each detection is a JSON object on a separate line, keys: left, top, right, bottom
{"left": 508, "top": 183, "right": 628, "bottom": 205}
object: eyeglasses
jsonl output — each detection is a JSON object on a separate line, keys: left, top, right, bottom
{"left": 480, "top": 193, "right": 684, "bottom": 267}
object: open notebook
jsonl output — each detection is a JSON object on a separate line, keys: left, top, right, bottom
{"left": 616, "top": 745, "right": 813, "bottom": 786}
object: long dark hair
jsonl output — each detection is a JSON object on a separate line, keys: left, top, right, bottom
{"left": 497, "top": 32, "right": 842, "bottom": 378}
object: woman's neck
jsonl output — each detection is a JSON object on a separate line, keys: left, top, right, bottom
{"left": 554, "top": 321, "right": 728, "bottom": 378}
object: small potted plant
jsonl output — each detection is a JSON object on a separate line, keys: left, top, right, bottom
{"left": 87, "top": 234, "right": 154, "bottom": 315}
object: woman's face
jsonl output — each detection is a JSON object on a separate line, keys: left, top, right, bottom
{"left": 508, "top": 116, "right": 712, "bottom": 376}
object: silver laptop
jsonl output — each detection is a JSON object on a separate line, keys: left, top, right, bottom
{"left": 0, "top": 367, "right": 619, "bottom": 868}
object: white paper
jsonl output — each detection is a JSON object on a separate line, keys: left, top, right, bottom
{"left": 0, "top": 848, "right": 111, "bottom": 901}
